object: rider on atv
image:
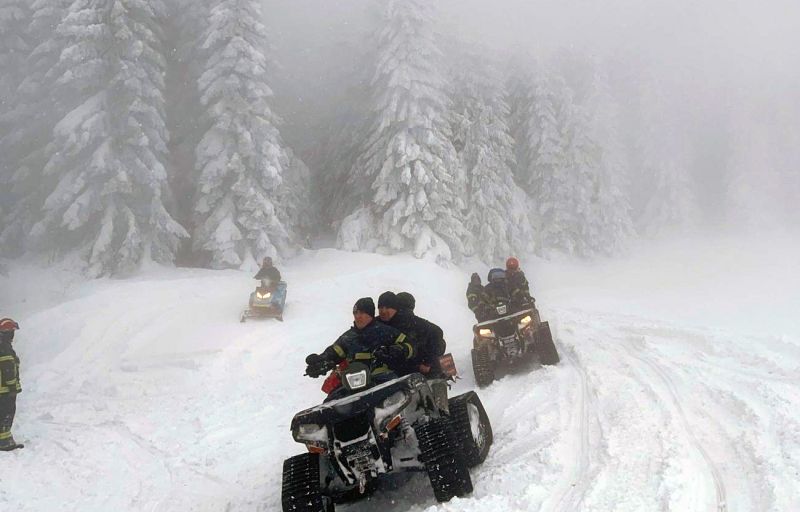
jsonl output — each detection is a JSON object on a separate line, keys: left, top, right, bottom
{"left": 304, "top": 297, "right": 415, "bottom": 401}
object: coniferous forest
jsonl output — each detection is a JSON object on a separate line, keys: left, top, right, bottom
{"left": 1, "top": 0, "right": 798, "bottom": 275}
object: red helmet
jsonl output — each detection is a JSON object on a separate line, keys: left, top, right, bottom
{"left": 506, "top": 257, "right": 520, "bottom": 271}
{"left": 0, "top": 318, "right": 19, "bottom": 331}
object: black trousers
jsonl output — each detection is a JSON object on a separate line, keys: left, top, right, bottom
{"left": 0, "top": 394, "right": 16, "bottom": 447}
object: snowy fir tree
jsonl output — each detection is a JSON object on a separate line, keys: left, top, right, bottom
{"left": 511, "top": 62, "right": 613, "bottom": 257}
{"left": 337, "top": 0, "right": 469, "bottom": 262}
{"left": 584, "top": 65, "right": 634, "bottom": 254}
{"left": 636, "top": 77, "right": 699, "bottom": 236}
{"left": 29, "top": 0, "right": 187, "bottom": 276}
{"left": 0, "top": 1, "right": 32, "bottom": 244}
{"left": 192, "top": 0, "right": 306, "bottom": 269}
{"left": 450, "top": 53, "right": 534, "bottom": 262}
{"left": 0, "top": 0, "right": 71, "bottom": 255}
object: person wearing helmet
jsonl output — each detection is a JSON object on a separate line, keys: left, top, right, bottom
{"left": 505, "top": 257, "right": 535, "bottom": 312}
{"left": 0, "top": 318, "right": 22, "bottom": 451}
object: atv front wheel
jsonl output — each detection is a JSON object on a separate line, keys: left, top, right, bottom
{"left": 281, "top": 453, "right": 333, "bottom": 512}
{"left": 471, "top": 347, "right": 495, "bottom": 387}
{"left": 449, "top": 391, "right": 493, "bottom": 467}
{"left": 415, "top": 417, "right": 473, "bottom": 502}
{"left": 535, "top": 321, "right": 560, "bottom": 365}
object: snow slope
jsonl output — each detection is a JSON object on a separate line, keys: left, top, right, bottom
{"left": 0, "top": 235, "right": 798, "bottom": 511}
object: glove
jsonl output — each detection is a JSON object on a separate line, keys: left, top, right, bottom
{"left": 374, "top": 344, "right": 407, "bottom": 366}
{"left": 305, "top": 353, "right": 326, "bottom": 378}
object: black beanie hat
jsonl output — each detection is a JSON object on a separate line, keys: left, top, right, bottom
{"left": 377, "top": 291, "right": 399, "bottom": 310}
{"left": 353, "top": 297, "right": 375, "bottom": 317}
{"left": 396, "top": 292, "right": 415, "bottom": 311}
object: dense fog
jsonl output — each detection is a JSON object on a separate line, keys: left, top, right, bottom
{"left": 0, "top": 0, "right": 797, "bottom": 275}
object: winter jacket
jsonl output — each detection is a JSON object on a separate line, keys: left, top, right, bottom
{"left": 507, "top": 269, "right": 534, "bottom": 310}
{"left": 321, "top": 319, "right": 412, "bottom": 377}
{"left": 254, "top": 265, "right": 281, "bottom": 284}
{"left": 0, "top": 340, "right": 20, "bottom": 396}
{"left": 385, "top": 310, "right": 446, "bottom": 376}
{"left": 466, "top": 280, "right": 489, "bottom": 315}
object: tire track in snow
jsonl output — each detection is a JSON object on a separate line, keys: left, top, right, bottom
{"left": 624, "top": 344, "right": 728, "bottom": 511}
{"left": 547, "top": 344, "right": 599, "bottom": 512}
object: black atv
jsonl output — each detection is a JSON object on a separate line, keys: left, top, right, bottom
{"left": 281, "top": 361, "right": 493, "bottom": 511}
{"left": 471, "top": 300, "right": 559, "bottom": 387}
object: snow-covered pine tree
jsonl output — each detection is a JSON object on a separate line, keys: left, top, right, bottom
{"left": 585, "top": 64, "right": 634, "bottom": 254}
{"left": 30, "top": 0, "right": 187, "bottom": 276}
{"left": 0, "top": 0, "right": 71, "bottom": 256}
{"left": 0, "top": 0, "right": 32, "bottom": 245}
{"left": 193, "top": 0, "right": 305, "bottom": 269}
{"left": 339, "top": 0, "right": 468, "bottom": 262}
{"left": 451, "top": 52, "right": 534, "bottom": 261}
{"left": 512, "top": 61, "right": 610, "bottom": 257}
{"left": 636, "top": 77, "right": 698, "bottom": 235}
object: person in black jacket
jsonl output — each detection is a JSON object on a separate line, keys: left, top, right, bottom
{"left": 305, "top": 298, "right": 413, "bottom": 386}
{"left": 254, "top": 257, "right": 281, "bottom": 288}
{"left": 378, "top": 292, "right": 446, "bottom": 377}
{"left": 0, "top": 318, "right": 22, "bottom": 451}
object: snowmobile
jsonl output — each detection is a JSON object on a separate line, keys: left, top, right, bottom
{"left": 281, "top": 358, "right": 493, "bottom": 511}
{"left": 470, "top": 299, "right": 559, "bottom": 387}
{"left": 240, "top": 280, "right": 287, "bottom": 322}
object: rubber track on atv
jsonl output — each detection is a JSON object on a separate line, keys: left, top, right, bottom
{"left": 536, "top": 321, "right": 560, "bottom": 365}
{"left": 471, "top": 347, "right": 495, "bottom": 387}
{"left": 449, "top": 392, "right": 493, "bottom": 467}
{"left": 281, "top": 453, "right": 332, "bottom": 512}
{"left": 415, "top": 417, "right": 473, "bottom": 502}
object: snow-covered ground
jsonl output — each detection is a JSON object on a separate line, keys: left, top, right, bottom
{"left": 1, "top": 233, "right": 798, "bottom": 511}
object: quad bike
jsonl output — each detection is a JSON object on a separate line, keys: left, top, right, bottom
{"left": 471, "top": 300, "right": 559, "bottom": 387}
{"left": 241, "top": 280, "right": 287, "bottom": 322}
{"left": 281, "top": 356, "right": 492, "bottom": 511}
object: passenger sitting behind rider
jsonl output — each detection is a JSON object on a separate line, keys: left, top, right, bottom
{"left": 304, "top": 298, "right": 414, "bottom": 399}
{"left": 378, "top": 291, "right": 445, "bottom": 377}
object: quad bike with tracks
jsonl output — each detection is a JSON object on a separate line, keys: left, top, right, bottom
{"left": 281, "top": 357, "right": 492, "bottom": 511}
{"left": 471, "top": 300, "right": 559, "bottom": 387}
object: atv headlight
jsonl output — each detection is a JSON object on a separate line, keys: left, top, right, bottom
{"left": 345, "top": 369, "right": 368, "bottom": 390}
{"left": 518, "top": 315, "right": 532, "bottom": 329}
{"left": 256, "top": 292, "right": 272, "bottom": 299}
{"left": 479, "top": 328, "right": 494, "bottom": 338}
{"left": 295, "top": 423, "right": 328, "bottom": 442}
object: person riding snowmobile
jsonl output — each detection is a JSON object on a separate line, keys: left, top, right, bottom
{"left": 377, "top": 292, "right": 445, "bottom": 377}
{"left": 254, "top": 257, "right": 281, "bottom": 289}
{"left": 304, "top": 297, "right": 413, "bottom": 400}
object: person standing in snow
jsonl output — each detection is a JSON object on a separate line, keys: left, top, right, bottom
{"left": 0, "top": 318, "right": 23, "bottom": 451}
{"left": 377, "top": 292, "right": 446, "bottom": 377}
{"left": 254, "top": 256, "right": 281, "bottom": 289}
